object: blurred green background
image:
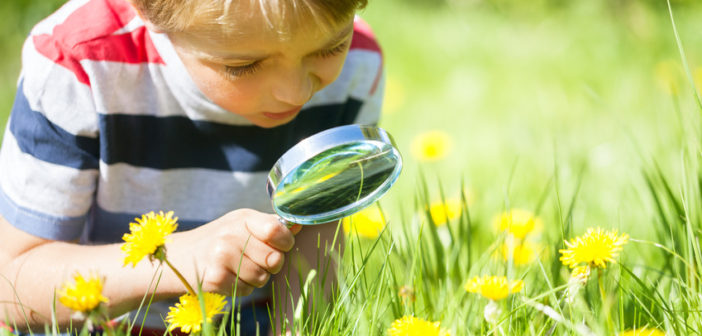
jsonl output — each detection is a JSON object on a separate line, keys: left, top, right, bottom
{"left": 2, "top": 0, "right": 702, "bottom": 240}
{"left": 360, "top": 0, "right": 702, "bottom": 240}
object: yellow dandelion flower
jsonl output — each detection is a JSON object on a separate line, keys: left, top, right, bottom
{"left": 559, "top": 227, "right": 629, "bottom": 269}
{"left": 343, "top": 206, "right": 386, "bottom": 239}
{"left": 464, "top": 275, "right": 524, "bottom": 301}
{"left": 654, "top": 60, "right": 681, "bottom": 95}
{"left": 428, "top": 198, "right": 462, "bottom": 226}
{"left": 619, "top": 328, "right": 666, "bottom": 336}
{"left": 493, "top": 209, "right": 542, "bottom": 239}
{"left": 166, "top": 292, "right": 227, "bottom": 334}
{"left": 121, "top": 211, "right": 178, "bottom": 267}
{"left": 317, "top": 172, "right": 339, "bottom": 183}
{"left": 411, "top": 131, "right": 452, "bottom": 162}
{"left": 58, "top": 272, "right": 108, "bottom": 313}
{"left": 387, "top": 316, "right": 450, "bottom": 336}
{"left": 499, "top": 241, "right": 540, "bottom": 266}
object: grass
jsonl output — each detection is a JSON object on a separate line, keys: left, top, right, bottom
{"left": 3, "top": 0, "right": 702, "bottom": 335}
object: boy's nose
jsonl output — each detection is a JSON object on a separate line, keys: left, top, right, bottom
{"left": 272, "top": 68, "right": 317, "bottom": 106}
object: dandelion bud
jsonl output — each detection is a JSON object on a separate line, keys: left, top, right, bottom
{"left": 398, "top": 285, "right": 416, "bottom": 303}
{"left": 483, "top": 300, "right": 501, "bottom": 324}
{"left": 565, "top": 265, "right": 590, "bottom": 304}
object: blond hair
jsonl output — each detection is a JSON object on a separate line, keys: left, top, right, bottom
{"left": 131, "top": 0, "right": 367, "bottom": 35}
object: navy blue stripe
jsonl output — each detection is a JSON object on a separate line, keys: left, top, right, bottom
{"left": 0, "top": 185, "right": 87, "bottom": 241}
{"left": 9, "top": 81, "right": 99, "bottom": 170}
{"left": 100, "top": 98, "right": 363, "bottom": 171}
{"left": 88, "top": 206, "right": 205, "bottom": 243}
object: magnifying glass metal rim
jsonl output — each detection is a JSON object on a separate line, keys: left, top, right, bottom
{"left": 267, "top": 124, "right": 402, "bottom": 224}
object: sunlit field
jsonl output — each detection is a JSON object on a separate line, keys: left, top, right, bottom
{"left": 2, "top": 0, "right": 702, "bottom": 335}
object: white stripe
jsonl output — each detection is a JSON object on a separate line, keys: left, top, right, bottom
{"left": 82, "top": 59, "right": 255, "bottom": 125}
{"left": 21, "top": 38, "right": 98, "bottom": 137}
{"left": 81, "top": 60, "right": 177, "bottom": 115}
{"left": 345, "top": 49, "right": 383, "bottom": 99}
{"left": 112, "top": 16, "right": 144, "bottom": 35}
{"left": 30, "top": 0, "right": 91, "bottom": 36}
{"left": 0, "top": 132, "right": 98, "bottom": 218}
{"left": 354, "top": 72, "right": 384, "bottom": 125}
{"left": 96, "top": 162, "right": 273, "bottom": 220}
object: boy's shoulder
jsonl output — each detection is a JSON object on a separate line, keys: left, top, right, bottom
{"left": 29, "top": 0, "right": 162, "bottom": 86}
{"left": 348, "top": 17, "right": 383, "bottom": 97}
{"left": 32, "top": 0, "right": 134, "bottom": 47}
{"left": 311, "top": 16, "right": 383, "bottom": 107}
{"left": 350, "top": 17, "right": 382, "bottom": 56}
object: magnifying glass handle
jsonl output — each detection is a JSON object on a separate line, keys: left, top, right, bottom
{"left": 279, "top": 217, "right": 295, "bottom": 228}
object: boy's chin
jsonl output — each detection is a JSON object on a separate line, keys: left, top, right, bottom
{"left": 248, "top": 115, "right": 297, "bottom": 129}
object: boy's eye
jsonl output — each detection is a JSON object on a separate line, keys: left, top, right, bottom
{"left": 318, "top": 41, "right": 350, "bottom": 58}
{"left": 224, "top": 62, "right": 261, "bottom": 78}
{"left": 221, "top": 40, "right": 349, "bottom": 78}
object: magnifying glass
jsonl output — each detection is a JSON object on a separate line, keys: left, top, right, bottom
{"left": 267, "top": 125, "right": 403, "bottom": 225}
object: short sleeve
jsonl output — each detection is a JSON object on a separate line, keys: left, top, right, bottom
{"left": 348, "top": 17, "right": 384, "bottom": 126}
{"left": 0, "top": 35, "right": 99, "bottom": 241}
{"left": 354, "top": 71, "right": 385, "bottom": 125}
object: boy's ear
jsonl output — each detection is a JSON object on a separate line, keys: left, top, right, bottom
{"left": 126, "top": 0, "right": 165, "bottom": 33}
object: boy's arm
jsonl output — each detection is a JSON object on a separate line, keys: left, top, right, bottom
{"left": 0, "top": 215, "right": 171, "bottom": 329}
{"left": 0, "top": 210, "right": 298, "bottom": 330}
{"left": 271, "top": 221, "right": 343, "bottom": 334}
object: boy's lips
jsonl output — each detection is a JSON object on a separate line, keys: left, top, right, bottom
{"left": 263, "top": 107, "right": 303, "bottom": 120}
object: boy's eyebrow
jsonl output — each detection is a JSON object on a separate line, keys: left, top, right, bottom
{"left": 206, "top": 22, "right": 355, "bottom": 63}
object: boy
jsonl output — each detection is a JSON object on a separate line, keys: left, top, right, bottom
{"left": 0, "top": 0, "right": 383, "bottom": 334}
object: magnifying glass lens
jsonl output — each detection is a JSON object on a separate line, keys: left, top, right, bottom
{"left": 272, "top": 140, "right": 400, "bottom": 223}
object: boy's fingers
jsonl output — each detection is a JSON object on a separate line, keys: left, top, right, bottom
{"left": 244, "top": 215, "right": 295, "bottom": 251}
{"left": 233, "top": 234, "right": 286, "bottom": 273}
{"left": 289, "top": 224, "right": 302, "bottom": 235}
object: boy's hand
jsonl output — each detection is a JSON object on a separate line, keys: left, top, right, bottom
{"left": 168, "top": 209, "right": 302, "bottom": 296}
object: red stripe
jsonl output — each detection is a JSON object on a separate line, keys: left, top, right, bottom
{"left": 350, "top": 19, "right": 383, "bottom": 95}
{"left": 72, "top": 27, "right": 164, "bottom": 64}
{"left": 48, "top": 0, "right": 135, "bottom": 47}
{"left": 350, "top": 19, "right": 381, "bottom": 53}
{"left": 32, "top": 34, "right": 91, "bottom": 85}
{"left": 32, "top": 0, "right": 163, "bottom": 86}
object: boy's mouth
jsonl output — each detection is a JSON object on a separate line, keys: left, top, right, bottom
{"left": 263, "top": 107, "right": 303, "bottom": 120}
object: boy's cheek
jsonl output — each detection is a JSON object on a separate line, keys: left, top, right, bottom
{"left": 317, "top": 53, "right": 348, "bottom": 82}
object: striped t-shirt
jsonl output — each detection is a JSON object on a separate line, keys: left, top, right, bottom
{"left": 0, "top": 0, "right": 384, "bottom": 244}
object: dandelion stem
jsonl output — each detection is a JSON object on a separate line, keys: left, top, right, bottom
{"left": 597, "top": 268, "right": 605, "bottom": 303}
{"left": 597, "top": 267, "right": 614, "bottom": 333}
{"left": 164, "top": 258, "right": 196, "bottom": 296}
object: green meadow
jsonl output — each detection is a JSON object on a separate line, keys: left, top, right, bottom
{"left": 3, "top": 0, "right": 702, "bottom": 335}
